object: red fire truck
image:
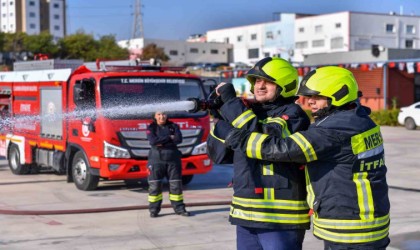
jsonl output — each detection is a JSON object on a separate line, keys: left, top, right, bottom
{"left": 0, "top": 60, "right": 212, "bottom": 190}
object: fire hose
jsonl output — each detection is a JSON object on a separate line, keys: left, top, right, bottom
{"left": 0, "top": 200, "right": 231, "bottom": 215}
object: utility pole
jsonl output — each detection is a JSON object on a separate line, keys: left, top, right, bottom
{"left": 131, "top": 0, "right": 144, "bottom": 39}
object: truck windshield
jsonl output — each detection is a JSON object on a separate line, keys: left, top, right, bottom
{"left": 100, "top": 77, "right": 207, "bottom": 119}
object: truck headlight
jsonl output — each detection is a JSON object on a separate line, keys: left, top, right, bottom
{"left": 104, "top": 141, "right": 130, "bottom": 158}
{"left": 191, "top": 142, "right": 207, "bottom": 155}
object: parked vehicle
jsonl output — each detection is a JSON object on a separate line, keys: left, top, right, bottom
{"left": 205, "top": 63, "right": 230, "bottom": 72}
{"left": 398, "top": 102, "right": 420, "bottom": 130}
{"left": 0, "top": 59, "right": 213, "bottom": 190}
{"left": 229, "top": 62, "right": 252, "bottom": 70}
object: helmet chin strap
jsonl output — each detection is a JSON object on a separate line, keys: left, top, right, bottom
{"left": 312, "top": 99, "right": 335, "bottom": 119}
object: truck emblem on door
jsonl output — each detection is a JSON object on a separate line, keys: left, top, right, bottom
{"left": 82, "top": 117, "right": 91, "bottom": 137}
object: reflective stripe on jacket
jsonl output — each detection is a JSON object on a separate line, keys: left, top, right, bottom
{"left": 227, "top": 105, "right": 390, "bottom": 243}
{"left": 208, "top": 97, "right": 311, "bottom": 230}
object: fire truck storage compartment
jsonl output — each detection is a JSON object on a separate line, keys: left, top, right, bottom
{"left": 40, "top": 88, "right": 63, "bottom": 139}
{"left": 35, "top": 148, "right": 64, "bottom": 172}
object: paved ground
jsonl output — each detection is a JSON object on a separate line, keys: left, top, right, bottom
{"left": 0, "top": 126, "right": 419, "bottom": 249}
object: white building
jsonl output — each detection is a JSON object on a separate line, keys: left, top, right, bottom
{"left": 206, "top": 13, "right": 304, "bottom": 65}
{"left": 118, "top": 38, "right": 233, "bottom": 66}
{"left": 0, "top": 0, "right": 66, "bottom": 39}
{"left": 294, "top": 11, "right": 420, "bottom": 61}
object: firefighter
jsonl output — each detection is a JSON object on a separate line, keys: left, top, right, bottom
{"left": 146, "top": 111, "right": 190, "bottom": 218}
{"left": 208, "top": 57, "right": 311, "bottom": 249}
{"left": 225, "top": 66, "right": 390, "bottom": 249}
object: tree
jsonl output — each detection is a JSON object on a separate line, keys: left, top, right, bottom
{"left": 141, "top": 43, "right": 170, "bottom": 62}
{"left": 57, "top": 31, "right": 98, "bottom": 61}
{"left": 3, "top": 32, "right": 27, "bottom": 53}
{"left": 58, "top": 31, "right": 128, "bottom": 61}
{"left": 96, "top": 35, "right": 129, "bottom": 60}
{"left": 0, "top": 32, "right": 5, "bottom": 51}
{"left": 23, "top": 32, "right": 59, "bottom": 57}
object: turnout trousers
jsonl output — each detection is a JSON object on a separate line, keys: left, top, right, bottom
{"left": 236, "top": 225, "right": 305, "bottom": 250}
{"left": 147, "top": 158, "right": 185, "bottom": 214}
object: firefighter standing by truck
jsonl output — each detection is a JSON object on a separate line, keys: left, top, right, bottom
{"left": 225, "top": 66, "right": 390, "bottom": 249}
{"left": 146, "top": 111, "right": 190, "bottom": 218}
{"left": 208, "top": 57, "right": 311, "bottom": 249}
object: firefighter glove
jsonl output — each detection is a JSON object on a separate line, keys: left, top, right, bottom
{"left": 218, "top": 83, "right": 236, "bottom": 103}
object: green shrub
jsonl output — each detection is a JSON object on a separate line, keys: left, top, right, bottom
{"left": 369, "top": 109, "right": 400, "bottom": 126}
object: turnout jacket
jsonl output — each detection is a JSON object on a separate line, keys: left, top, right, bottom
{"left": 147, "top": 120, "right": 182, "bottom": 162}
{"left": 226, "top": 105, "right": 390, "bottom": 244}
{"left": 208, "top": 97, "right": 311, "bottom": 230}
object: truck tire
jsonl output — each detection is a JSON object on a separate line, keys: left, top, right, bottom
{"left": 8, "top": 144, "right": 30, "bottom": 175}
{"left": 182, "top": 175, "right": 194, "bottom": 185}
{"left": 72, "top": 151, "right": 99, "bottom": 191}
{"left": 405, "top": 117, "right": 417, "bottom": 130}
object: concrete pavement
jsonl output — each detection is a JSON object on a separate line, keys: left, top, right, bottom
{"left": 0, "top": 126, "right": 419, "bottom": 249}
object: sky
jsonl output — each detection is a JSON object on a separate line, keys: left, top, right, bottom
{"left": 67, "top": 0, "right": 420, "bottom": 41}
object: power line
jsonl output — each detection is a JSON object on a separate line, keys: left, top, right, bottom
{"left": 68, "top": 15, "right": 131, "bottom": 19}
{"left": 67, "top": 5, "right": 131, "bottom": 9}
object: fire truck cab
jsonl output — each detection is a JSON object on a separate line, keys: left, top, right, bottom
{"left": 0, "top": 60, "right": 213, "bottom": 190}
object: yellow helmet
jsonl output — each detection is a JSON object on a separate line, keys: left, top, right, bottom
{"left": 246, "top": 57, "right": 298, "bottom": 98}
{"left": 297, "top": 66, "right": 359, "bottom": 107}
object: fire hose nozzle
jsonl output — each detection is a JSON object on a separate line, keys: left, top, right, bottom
{"left": 187, "top": 97, "right": 223, "bottom": 113}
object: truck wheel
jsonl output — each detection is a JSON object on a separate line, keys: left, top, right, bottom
{"left": 182, "top": 175, "right": 194, "bottom": 185}
{"left": 405, "top": 117, "right": 417, "bottom": 130}
{"left": 72, "top": 151, "right": 99, "bottom": 191}
{"left": 8, "top": 144, "right": 30, "bottom": 175}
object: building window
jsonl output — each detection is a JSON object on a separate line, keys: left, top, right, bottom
{"left": 2, "top": 2, "right": 6, "bottom": 6}
{"left": 54, "top": 25, "right": 60, "bottom": 31}
{"left": 251, "top": 34, "right": 257, "bottom": 40}
{"left": 29, "top": 1, "right": 35, "bottom": 6}
{"left": 315, "top": 25, "right": 323, "bottom": 33}
{"left": 248, "top": 48, "right": 259, "bottom": 59}
{"left": 406, "top": 39, "right": 414, "bottom": 48}
{"left": 335, "top": 23, "right": 341, "bottom": 28}
{"left": 237, "top": 35, "right": 242, "bottom": 42}
{"left": 54, "top": 14, "right": 60, "bottom": 20}
{"left": 2, "top": 14, "right": 5, "bottom": 17}
{"left": 406, "top": 25, "right": 416, "bottom": 34}
{"left": 224, "top": 37, "right": 229, "bottom": 43}
{"left": 266, "top": 31, "right": 273, "bottom": 39}
{"left": 202, "top": 50, "right": 206, "bottom": 54}
{"left": 29, "top": 12, "right": 36, "bottom": 18}
{"left": 277, "top": 30, "right": 281, "bottom": 35}
{"left": 210, "top": 49, "right": 218, "bottom": 54}
{"left": 190, "top": 48, "right": 198, "bottom": 53}
{"left": 9, "top": 1, "right": 13, "bottom": 5}
{"left": 295, "top": 41, "right": 308, "bottom": 49}
{"left": 312, "top": 39, "right": 325, "bottom": 47}
{"left": 30, "top": 23, "right": 36, "bottom": 29}
{"left": 264, "top": 52, "right": 270, "bottom": 57}
{"left": 386, "top": 24, "right": 395, "bottom": 33}
{"left": 298, "top": 27, "right": 304, "bottom": 33}
{"left": 169, "top": 50, "right": 178, "bottom": 56}
{"left": 330, "top": 37, "right": 344, "bottom": 49}
{"left": 53, "top": 3, "right": 59, "bottom": 8}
